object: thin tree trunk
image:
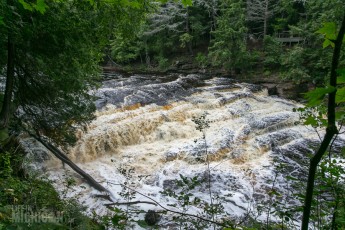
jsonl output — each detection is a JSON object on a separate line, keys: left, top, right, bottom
{"left": 211, "top": 1, "right": 216, "bottom": 32}
{"left": 145, "top": 40, "right": 150, "bottom": 67}
{"left": 263, "top": 0, "right": 268, "bottom": 37}
{"left": 28, "top": 132, "right": 112, "bottom": 197}
{"left": 0, "top": 37, "right": 15, "bottom": 130}
{"left": 331, "top": 198, "right": 338, "bottom": 230}
{"left": 185, "top": 7, "right": 193, "bottom": 55}
{"left": 301, "top": 14, "right": 345, "bottom": 230}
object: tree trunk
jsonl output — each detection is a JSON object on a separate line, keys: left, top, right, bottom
{"left": 301, "top": 14, "right": 345, "bottom": 230}
{"left": 29, "top": 132, "right": 112, "bottom": 197}
{"left": 0, "top": 37, "right": 15, "bottom": 130}
{"left": 145, "top": 40, "right": 150, "bottom": 67}
{"left": 185, "top": 7, "right": 193, "bottom": 56}
{"left": 263, "top": 0, "right": 268, "bottom": 37}
{"left": 209, "top": 0, "right": 216, "bottom": 41}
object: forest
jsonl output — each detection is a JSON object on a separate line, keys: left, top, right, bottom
{"left": 0, "top": 0, "right": 345, "bottom": 229}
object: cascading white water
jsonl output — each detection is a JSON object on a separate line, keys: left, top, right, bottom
{"left": 26, "top": 73, "right": 344, "bottom": 228}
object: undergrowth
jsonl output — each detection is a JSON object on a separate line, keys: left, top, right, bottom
{"left": 0, "top": 146, "right": 103, "bottom": 230}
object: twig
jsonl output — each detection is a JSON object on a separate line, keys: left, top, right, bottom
{"left": 204, "top": 130, "right": 215, "bottom": 230}
{"left": 107, "top": 182, "right": 226, "bottom": 227}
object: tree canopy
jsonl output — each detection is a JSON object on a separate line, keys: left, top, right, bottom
{"left": 0, "top": 0, "right": 192, "bottom": 145}
{"left": 1, "top": 0, "right": 345, "bottom": 228}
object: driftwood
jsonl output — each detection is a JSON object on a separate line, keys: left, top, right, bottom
{"left": 27, "top": 132, "right": 113, "bottom": 201}
{"left": 104, "top": 201, "right": 157, "bottom": 207}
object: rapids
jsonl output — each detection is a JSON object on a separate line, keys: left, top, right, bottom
{"left": 25, "top": 73, "right": 344, "bottom": 228}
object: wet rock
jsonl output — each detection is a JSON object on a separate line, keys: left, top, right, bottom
{"left": 281, "top": 149, "right": 307, "bottom": 165}
{"left": 236, "top": 125, "right": 251, "bottom": 140}
{"left": 20, "top": 138, "right": 52, "bottom": 163}
{"left": 206, "top": 77, "right": 237, "bottom": 86}
{"left": 262, "top": 83, "right": 278, "bottom": 96}
{"left": 178, "top": 74, "right": 204, "bottom": 88}
{"left": 276, "top": 82, "right": 307, "bottom": 100}
{"left": 284, "top": 139, "right": 318, "bottom": 157}
{"left": 206, "top": 84, "right": 240, "bottom": 92}
{"left": 268, "top": 86, "right": 278, "bottom": 96}
{"left": 164, "top": 151, "right": 178, "bottom": 161}
{"left": 101, "top": 72, "right": 123, "bottom": 80}
{"left": 255, "top": 130, "right": 302, "bottom": 150}
{"left": 219, "top": 128, "right": 235, "bottom": 148}
{"left": 217, "top": 92, "right": 252, "bottom": 106}
{"left": 95, "top": 74, "right": 202, "bottom": 109}
{"left": 30, "top": 149, "right": 52, "bottom": 163}
{"left": 163, "top": 179, "right": 178, "bottom": 190}
{"left": 227, "top": 101, "right": 251, "bottom": 117}
{"left": 230, "top": 149, "right": 244, "bottom": 159}
{"left": 145, "top": 210, "right": 161, "bottom": 226}
{"left": 225, "top": 199, "right": 247, "bottom": 212}
{"left": 192, "top": 171, "right": 244, "bottom": 192}
{"left": 330, "top": 138, "right": 345, "bottom": 154}
{"left": 253, "top": 193, "right": 266, "bottom": 202}
{"left": 241, "top": 83, "right": 264, "bottom": 93}
{"left": 248, "top": 112, "right": 293, "bottom": 130}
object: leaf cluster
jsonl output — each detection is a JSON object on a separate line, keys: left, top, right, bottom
{"left": 0, "top": 149, "right": 103, "bottom": 229}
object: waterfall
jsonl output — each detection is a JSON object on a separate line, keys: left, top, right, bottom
{"left": 28, "top": 73, "right": 344, "bottom": 227}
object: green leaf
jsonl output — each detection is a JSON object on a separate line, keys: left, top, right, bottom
{"left": 304, "top": 116, "right": 318, "bottom": 127}
{"left": 336, "top": 110, "right": 345, "bottom": 120}
{"left": 137, "top": 220, "right": 148, "bottom": 228}
{"left": 18, "top": 0, "right": 47, "bottom": 13}
{"left": 34, "top": 0, "right": 47, "bottom": 14}
{"left": 337, "top": 68, "right": 345, "bottom": 84}
{"left": 18, "top": 0, "right": 34, "bottom": 11}
{"left": 305, "top": 87, "right": 336, "bottom": 106}
{"left": 336, "top": 87, "right": 345, "bottom": 103}
{"left": 286, "top": 176, "right": 298, "bottom": 181}
{"left": 317, "top": 22, "right": 337, "bottom": 41}
{"left": 341, "top": 148, "right": 345, "bottom": 158}
{"left": 323, "top": 39, "right": 334, "bottom": 48}
{"left": 126, "top": 1, "right": 141, "bottom": 8}
{"left": 157, "top": 0, "right": 191, "bottom": 6}
{"left": 181, "top": 0, "right": 192, "bottom": 6}
{"left": 0, "top": 16, "right": 3, "bottom": 25}
{"left": 338, "top": 75, "right": 345, "bottom": 84}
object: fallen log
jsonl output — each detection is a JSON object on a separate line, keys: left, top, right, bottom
{"left": 104, "top": 201, "right": 157, "bottom": 207}
{"left": 27, "top": 132, "right": 113, "bottom": 201}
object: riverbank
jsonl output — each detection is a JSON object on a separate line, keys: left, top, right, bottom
{"left": 102, "top": 60, "right": 311, "bottom": 101}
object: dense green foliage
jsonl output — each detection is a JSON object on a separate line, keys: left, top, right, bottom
{"left": 298, "top": 13, "right": 345, "bottom": 229}
{"left": 0, "top": 149, "right": 103, "bottom": 229}
{"left": 0, "top": 0, "right": 166, "bottom": 145}
{"left": 208, "top": 0, "right": 248, "bottom": 71}
{"left": 0, "top": 0, "right": 345, "bottom": 229}
{"left": 7, "top": 1, "right": 104, "bottom": 144}
{"left": 1, "top": 1, "right": 96, "bottom": 143}
{"left": 109, "top": 0, "right": 345, "bottom": 82}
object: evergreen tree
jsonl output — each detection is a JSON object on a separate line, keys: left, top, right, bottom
{"left": 110, "top": 0, "right": 216, "bottom": 66}
{"left": 208, "top": 0, "right": 249, "bottom": 72}
{"left": 0, "top": 0, "right": 152, "bottom": 145}
{"left": 246, "top": 0, "right": 278, "bottom": 37}
{"left": 279, "top": 0, "right": 345, "bottom": 84}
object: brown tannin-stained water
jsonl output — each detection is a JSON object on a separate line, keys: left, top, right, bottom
{"left": 25, "top": 73, "right": 345, "bottom": 228}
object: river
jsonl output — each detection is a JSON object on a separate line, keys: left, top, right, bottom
{"left": 24, "top": 73, "right": 345, "bottom": 229}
